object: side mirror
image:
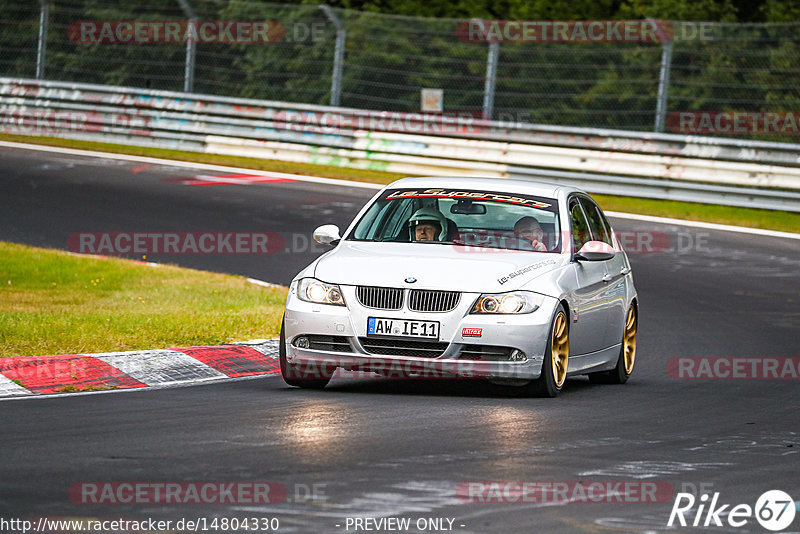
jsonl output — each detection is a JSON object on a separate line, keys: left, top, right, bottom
{"left": 313, "top": 224, "right": 341, "bottom": 246}
{"left": 575, "top": 240, "right": 616, "bottom": 261}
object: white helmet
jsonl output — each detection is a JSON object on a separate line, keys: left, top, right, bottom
{"left": 408, "top": 207, "right": 449, "bottom": 241}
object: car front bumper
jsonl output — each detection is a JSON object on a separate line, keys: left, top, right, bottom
{"left": 283, "top": 283, "right": 559, "bottom": 382}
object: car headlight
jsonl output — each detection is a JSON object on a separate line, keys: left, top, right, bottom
{"left": 470, "top": 291, "right": 542, "bottom": 314}
{"left": 297, "top": 278, "right": 345, "bottom": 306}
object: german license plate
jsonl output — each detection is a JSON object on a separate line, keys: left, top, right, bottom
{"left": 367, "top": 317, "right": 439, "bottom": 340}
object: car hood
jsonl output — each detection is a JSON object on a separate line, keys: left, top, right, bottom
{"left": 312, "top": 241, "right": 569, "bottom": 293}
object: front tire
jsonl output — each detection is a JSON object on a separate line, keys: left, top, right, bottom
{"left": 589, "top": 303, "right": 637, "bottom": 385}
{"left": 526, "top": 304, "right": 569, "bottom": 397}
{"left": 279, "top": 318, "right": 332, "bottom": 389}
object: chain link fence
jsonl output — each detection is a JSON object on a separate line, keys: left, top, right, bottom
{"left": 2, "top": 0, "right": 800, "bottom": 141}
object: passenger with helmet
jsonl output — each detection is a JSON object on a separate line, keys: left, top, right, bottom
{"left": 408, "top": 207, "right": 449, "bottom": 242}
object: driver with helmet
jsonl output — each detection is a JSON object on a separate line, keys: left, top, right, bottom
{"left": 408, "top": 207, "right": 449, "bottom": 242}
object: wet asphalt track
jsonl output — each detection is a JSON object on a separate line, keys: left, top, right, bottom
{"left": 0, "top": 145, "right": 798, "bottom": 533}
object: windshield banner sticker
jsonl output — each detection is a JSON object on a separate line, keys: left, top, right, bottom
{"left": 386, "top": 189, "right": 552, "bottom": 209}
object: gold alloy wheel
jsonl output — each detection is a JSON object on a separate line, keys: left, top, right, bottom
{"left": 551, "top": 311, "right": 569, "bottom": 388}
{"left": 623, "top": 306, "right": 637, "bottom": 375}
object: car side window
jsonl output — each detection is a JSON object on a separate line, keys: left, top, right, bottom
{"left": 595, "top": 204, "right": 615, "bottom": 246}
{"left": 379, "top": 199, "right": 416, "bottom": 240}
{"left": 351, "top": 198, "right": 416, "bottom": 240}
{"left": 352, "top": 200, "right": 392, "bottom": 240}
{"left": 579, "top": 197, "right": 612, "bottom": 246}
{"left": 569, "top": 199, "right": 591, "bottom": 253}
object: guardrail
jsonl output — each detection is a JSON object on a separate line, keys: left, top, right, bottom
{"left": 2, "top": 77, "right": 800, "bottom": 211}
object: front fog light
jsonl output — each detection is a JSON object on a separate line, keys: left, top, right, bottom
{"left": 294, "top": 336, "right": 310, "bottom": 349}
{"left": 509, "top": 349, "right": 527, "bottom": 362}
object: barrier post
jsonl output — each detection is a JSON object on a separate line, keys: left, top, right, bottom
{"left": 319, "top": 5, "right": 346, "bottom": 107}
{"left": 36, "top": 0, "right": 49, "bottom": 79}
{"left": 483, "top": 41, "right": 499, "bottom": 120}
{"left": 654, "top": 39, "right": 673, "bottom": 133}
{"left": 177, "top": 0, "right": 197, "bottom": 93}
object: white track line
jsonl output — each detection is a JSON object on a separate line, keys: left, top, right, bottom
{"left": 247, "top": 278, "right": 287, "bottom": 289}
{"left": 0, "top": 140, "right": 382, "bottom": 190}
{"left": 605, "top": 211, "right": 800, "bottom": 240}
{"left": 1, "top": 140, "right": 797, "bottom": 240}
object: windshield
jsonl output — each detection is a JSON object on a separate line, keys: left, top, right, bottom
{"left": 348, "top": 188, "right": 561, "bottom": 253}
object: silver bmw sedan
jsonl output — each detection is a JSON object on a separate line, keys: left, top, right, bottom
{"left": 280, "top": 177, "right": 638, "bottom": 397}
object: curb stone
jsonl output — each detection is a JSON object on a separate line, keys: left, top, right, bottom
{"left": 0, "top": 339, "right": 280, "bottom": 399}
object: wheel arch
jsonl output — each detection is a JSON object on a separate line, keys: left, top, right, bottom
{"left": 559, "top": 298, "right": 571, "bottom": 326}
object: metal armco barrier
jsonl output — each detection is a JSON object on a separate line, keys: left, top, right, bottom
{"left": 2, "top": 77, "right": 800, "bottom": 212}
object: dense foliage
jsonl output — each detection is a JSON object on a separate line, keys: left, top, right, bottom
{"left": 1, "top": 0, "right": 798, "bottom": 136}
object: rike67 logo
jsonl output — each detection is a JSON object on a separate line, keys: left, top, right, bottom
{"left": 668, "top": 490, "right": 796, "bottom": 531}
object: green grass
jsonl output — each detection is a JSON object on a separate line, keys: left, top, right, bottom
{"left": 57, "top": 384, "right": 112, "bottom": 393}
{"left": 2, "top": 133, "right": 798, "bottom": 233}
{"left": 592, "top": 194, "right": 800, "bottom": 234}
{"left": 0, "top": 242, "right": 287, "bottom": 358}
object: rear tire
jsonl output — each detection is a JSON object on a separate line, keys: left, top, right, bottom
{"left": 279, "top": 318, "right": 332, "bottom": 389}
{"left": 588, "top": 304, "right": 637, "bottom": 385}
{"left": 525, "top": 304, "right": 569, "bottom": 397}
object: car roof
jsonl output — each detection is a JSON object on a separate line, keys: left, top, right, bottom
{"left": 384, "top": 176, "right": 583, "bottom": 199}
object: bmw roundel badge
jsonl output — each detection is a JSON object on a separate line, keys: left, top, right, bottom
{"left": 404, "top": 276, "right": 417, "bottom": 283}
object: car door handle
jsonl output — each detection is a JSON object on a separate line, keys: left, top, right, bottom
{"left": 620, "top": 267, "right": 631, "bottom": 275}
{"left": 602, "top": 273, "right": 613, "bottom": 283}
